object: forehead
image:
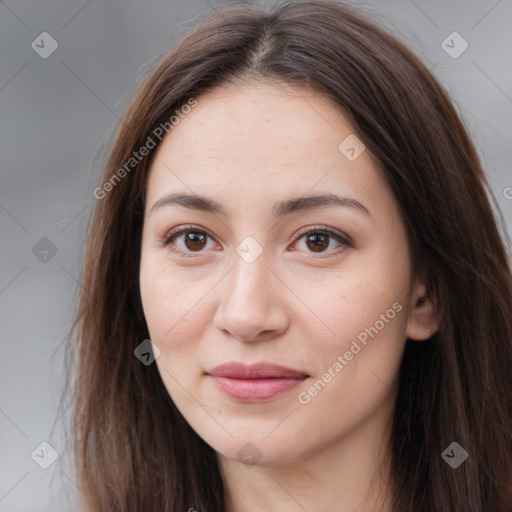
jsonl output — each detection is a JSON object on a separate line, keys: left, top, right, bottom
{"left": 146, "top": 82, "right": 389, "bottom": 213}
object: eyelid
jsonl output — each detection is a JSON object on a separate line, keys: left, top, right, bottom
{"left": 292, "top": 225, "right": 353, "bottom": 246}
{"left": 159, "top": 224, "right": 219, "bottom": 258}
{"left": 161, "top": 224, "right": 215, "bottom": 245}
{"left": 159, "top": 224, "right": 353, "bottom": 257}
{"left": 288, "top": 225, "right": 353, "bottom": 259}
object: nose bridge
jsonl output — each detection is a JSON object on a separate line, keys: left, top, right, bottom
{"left": 214, "top": 240, "right": 289, "bottom": 340}
{"left": 226, "top": 242, "right": 273, "bottom": 309}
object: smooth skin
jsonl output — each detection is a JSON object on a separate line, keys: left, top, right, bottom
{"left": 139, "top": 81, "right": 441, "bottom": 512}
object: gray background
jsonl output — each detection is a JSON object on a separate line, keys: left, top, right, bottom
{"left": 1, "top": 0, "right": 511, "bottom": 510}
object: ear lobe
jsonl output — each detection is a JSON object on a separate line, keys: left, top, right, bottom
{"left": 406, "top": 281, "right": 442, "bottom": 340}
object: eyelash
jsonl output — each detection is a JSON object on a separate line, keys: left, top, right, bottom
{"left": 158, "top": 224, "right": 353, "bottom": 259}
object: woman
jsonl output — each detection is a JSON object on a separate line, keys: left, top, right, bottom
{"left": 66, "top": 1, "right": 512, "bottom": 510}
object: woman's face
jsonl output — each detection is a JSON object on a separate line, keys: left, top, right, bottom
{"left": 139, "top": 82, "right": 429, "bottom": 467}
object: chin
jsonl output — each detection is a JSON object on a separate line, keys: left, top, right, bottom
{"left": 210, "top": 434, "right": 305, "bottom": 468}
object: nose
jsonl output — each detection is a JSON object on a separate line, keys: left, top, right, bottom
{"left": 213, "top": 253, "right": 290, "bottom": 342}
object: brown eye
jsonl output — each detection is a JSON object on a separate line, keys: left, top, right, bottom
{"left": 183, "top": 231, "right": 207, "bottom": 251}
{"left": 162, "top": 227, "right": 216, "bottom": 257}
{"left": 293, "top": 228, "right": 352, "bottom": 256}
{"left": 305, "top": 232, "right": 330, "bottom": 252}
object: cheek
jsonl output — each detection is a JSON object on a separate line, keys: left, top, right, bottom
{"left": 291, "top": 272, "right": 407, "bottom": 446}
{"left": 139, "top": 256, "right": 210, "bottom": 405}
{"left": 301, "top": 262, "right": 406, "bottom": 344}
{"left": 139, "top": 254, "right": 205, "bottom": 348}
{"left": 293, "top": 251, "right": 410, "bottom": 395}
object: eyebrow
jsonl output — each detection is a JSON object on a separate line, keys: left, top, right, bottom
{"left": 150, "top": 192, "right": 371, "bottom": 218}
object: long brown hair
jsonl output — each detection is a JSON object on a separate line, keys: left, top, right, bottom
{"left": 64, "top": 1, "right": 512, "bottom": 510}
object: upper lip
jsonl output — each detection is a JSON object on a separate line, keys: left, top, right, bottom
{"left": 207, "top": 362, "right": 309, "bottom": 379}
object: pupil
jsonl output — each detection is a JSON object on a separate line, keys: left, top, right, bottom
{"left": 307, "top": 233, "right": 328, "bottom": 252}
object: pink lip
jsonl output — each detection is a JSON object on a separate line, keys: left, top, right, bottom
{"left": 207, "top": 362, "right": 309, "bottom": 401}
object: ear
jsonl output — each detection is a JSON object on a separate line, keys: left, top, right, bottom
{"left": 405, "top": 278, "right": 442, "bottom": 340}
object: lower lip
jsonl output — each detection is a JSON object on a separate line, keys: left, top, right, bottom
{"left": 209, "top": 375, "right": 307, "bottom": 401}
